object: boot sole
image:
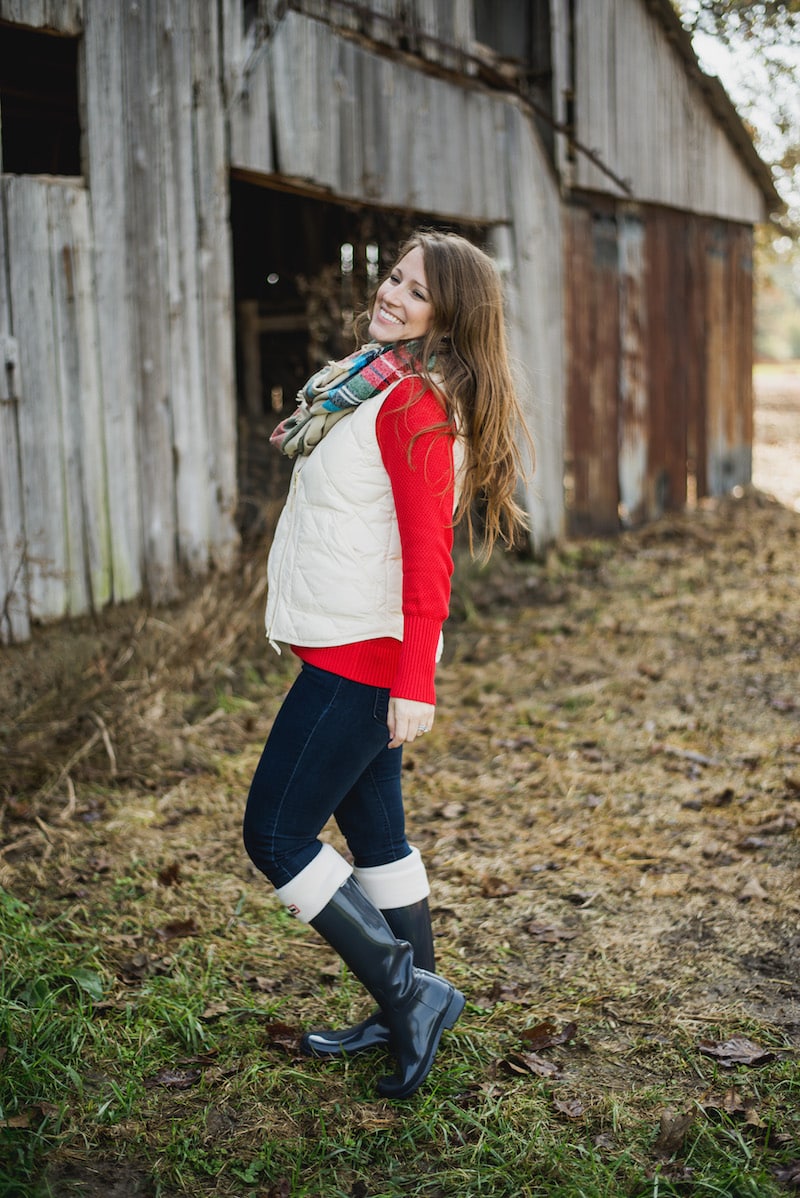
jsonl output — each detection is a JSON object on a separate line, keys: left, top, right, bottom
{"left": 377, "top": 985, "right": 466, "bottom": 1101}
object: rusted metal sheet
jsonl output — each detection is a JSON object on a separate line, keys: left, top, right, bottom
{"left": 645, "top": 207, "right": 692, "bottom": 518}
{"left": 565, "top": 200, "right": 755, "bottom": 534}
{"left": 704, "top": 222, "right": 753, "bottom": 495}
{"left": 564, "top": 201, "right": 620, "bottom": 534}
{"left": 680, "top": 215, "right": 707, "bottom": 501}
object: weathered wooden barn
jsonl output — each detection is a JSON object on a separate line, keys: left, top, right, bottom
{"left": 0, "top": 0, "right": 779, "bottom": 642}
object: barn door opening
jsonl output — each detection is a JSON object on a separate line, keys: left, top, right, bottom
{"left": 229, "top": 175, "right": 477, "bottom": 541}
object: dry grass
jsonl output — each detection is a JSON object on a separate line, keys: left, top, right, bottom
{"left": 5, "top": 499, "right": 798, "bottom": 994}
{"left": 2, "top": 393, "right": 800, "bottom": 1194}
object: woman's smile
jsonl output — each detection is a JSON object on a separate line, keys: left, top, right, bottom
{"left": 368, "top": 246, "right": 434, "bottom": 343}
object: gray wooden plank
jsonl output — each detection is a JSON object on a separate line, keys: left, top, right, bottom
{"left": 190, "top": 0, "right": 239, "bottom": 569}
{"left": 5, "top": 177, "right": 69, "bottom": 622}
{"left": 49, "top": 182, "right": 113, "bottom": 611}
{"left": 502, "top": 104, "right": 566, "bottom": 552}
{"left": 48, "top": 184, "right": 91, "bottom": 616}
{"left": 83, "top": 0, "right": 143, "bottom": 602}
{"left": 0, "top": 185, "right": 31, "bottom": 641}
{"left": 0, "top": 0, "right": 82, "bottom": 32}
{"left": 159, "top": 0, "right": 211, "bottom": 577}
{"left": 124, "top": 0, "right": 179, "bottom": 602}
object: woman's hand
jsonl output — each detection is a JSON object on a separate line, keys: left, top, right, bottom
{"left": 387, "top": 697, "right": 435, "bottom": 749}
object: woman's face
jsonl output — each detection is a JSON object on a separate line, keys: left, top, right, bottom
{"left": 368, "top": 246, "right": 435, "bottom": 344}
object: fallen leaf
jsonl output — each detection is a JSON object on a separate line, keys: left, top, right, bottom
{"left": 521, "top": 1020, "right": 578, "bottom": 1052}
{"left": 490, "top": 981, "right": 526, "bottom": 1001}
{"left": 177, "top": 1050, "right": 219, "bottom": 1066}
{"left": 723, "top": 1086, "right": 746, "bottom": 1114}
{"left": 702, "top": 1087, "right": 762, "bottom": 1126}
{"left": 774, "top": 1160, "right": 800, "bottom": 1187}
{"left": 697, "top": 1037, "right": 775, "bottom": 1068}
{"left": 67, "top": 968, "right": 105, "bottom": 1001}
{"left": 264, "top": 1021, "right": 301, "bottom": 1054}
{"left": 524, "top": 922, "right": 579, "bottom": 942}
{"left": 156, "top": 917, "right": 199, "bottom": 940}
{"left": 121, "top": 951, "right": 174, "bottom": 981}
{"left": 473, "top": 980, "right": 531, "bottom": 1008}
{"left": 480, "top": 875, "right": 517, "bottom": 898}
{"left": 0, "top": 1103, "right": 60, "bottom": 1129}
{"left": 0, "top": 1111, "right": 33, "bottom": 1128}
{"left": 267, "top": 1182, "right": 291, "bottom": 1198}
{"left": 243, "top": 972, "right": 282, "bottom": 993}
{"left": 503, "top": 1051, "right": 561, "bottom": 1078}
{"left": 202, "top": 1002, "right": 230, "bottom": 1019}
{"left": 157, "top": 860, "right": 182, "bottom": 886}
{"left": 552, "top": 1096, "right": 585, "bottom": 1119}
{"left": 144, "top": 1068, "right": 202, "bottom": 1090}
{"left": 654, "top": 1109, "right": 694, "bottom": 1157}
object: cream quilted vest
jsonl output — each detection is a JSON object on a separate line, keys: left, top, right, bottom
{"left": 265, "top": 378, "right": 461, "bottom": 652}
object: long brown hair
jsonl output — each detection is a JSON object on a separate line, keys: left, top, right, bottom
{"left": 357, "top": 229, "right": 533, "bottom": 558}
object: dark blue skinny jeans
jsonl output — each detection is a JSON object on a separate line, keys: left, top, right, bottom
{"left": 243, "top": 663, "right": 410, "bottom": 889}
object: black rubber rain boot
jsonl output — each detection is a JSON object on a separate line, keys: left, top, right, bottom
{"left": 309, "top": 878, "right": 464, "bottom": 1100}
{"left": 301, "top": 897, "right": 435, "bottom": 1058}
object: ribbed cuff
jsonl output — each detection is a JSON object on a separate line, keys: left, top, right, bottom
{"left": 391, "top": 616, "right": 442, "bottom": 705}
{"left": 353, "top": 846, "right": 430, "bottom": 909}
{"left": 274, "top": 844, "right": 352, "bottom": 923}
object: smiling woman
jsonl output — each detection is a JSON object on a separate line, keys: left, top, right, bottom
{"left": 242, "top": 228, "right": 533, "bottom": 1102}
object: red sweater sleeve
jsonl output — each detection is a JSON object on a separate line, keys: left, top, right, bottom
{"left": 377, "top": 377, "right": 456, "bottom": 704}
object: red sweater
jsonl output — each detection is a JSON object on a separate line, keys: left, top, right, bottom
{"left": 293, "top": 378, "right": 456, "bottom": 704}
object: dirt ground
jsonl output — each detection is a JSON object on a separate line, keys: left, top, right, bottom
{"left": 1, "top": 368, "right": 799, "bottom": 1168}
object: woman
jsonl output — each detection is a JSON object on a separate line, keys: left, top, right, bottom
{"left": 243, "top": 230, "right": 531, "bottom": 1100}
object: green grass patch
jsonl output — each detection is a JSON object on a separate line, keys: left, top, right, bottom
{"left": 1, "top": 883, "right": 798, "bottom": 1197}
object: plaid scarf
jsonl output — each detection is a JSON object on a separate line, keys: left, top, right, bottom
{"left": 270, "top": 341, "right": 424, "bottom": 459}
